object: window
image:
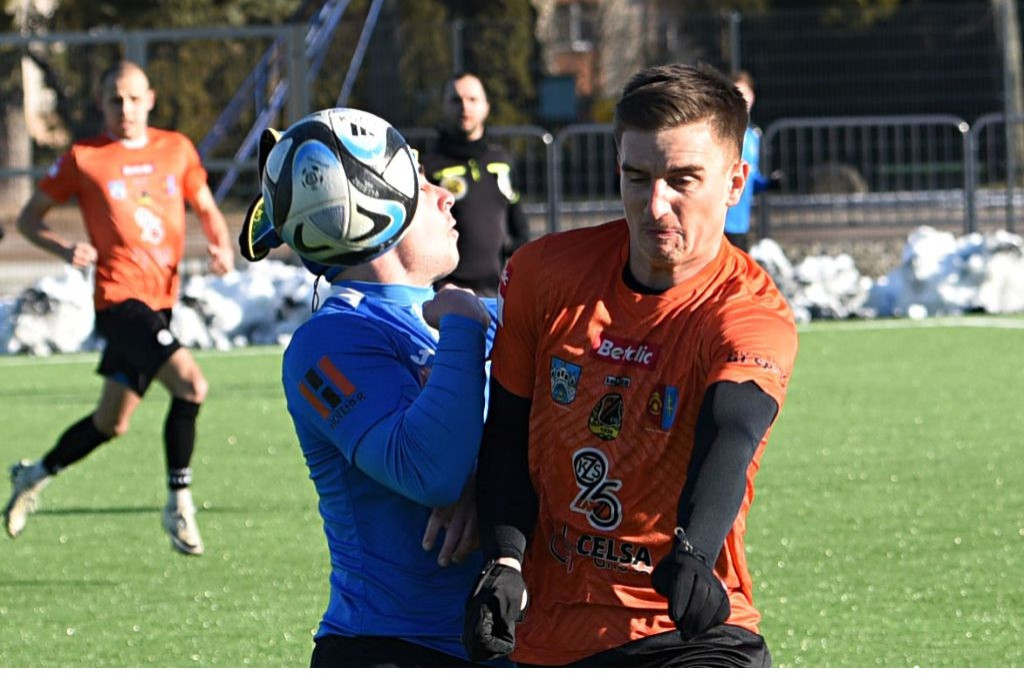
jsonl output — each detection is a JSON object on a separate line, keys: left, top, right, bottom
{"left": 554, "top": 1, "right": 598, "bottom": 53}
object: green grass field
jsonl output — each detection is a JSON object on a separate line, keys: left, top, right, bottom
{"left": 1, "top": 317, "right": 1022, "bottom": 667}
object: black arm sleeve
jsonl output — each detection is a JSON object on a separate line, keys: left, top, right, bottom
{"left": 678, "top": 380, "right": 779, "bottom": 560}
{"left": 477, "top": 377, "right": 537, "bottom": 563}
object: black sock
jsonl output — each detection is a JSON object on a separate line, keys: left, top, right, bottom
{"left": 41, "top": 415, "right": 112, "bottom": 474}
{"left": 165, "top": 398, "right": 201, "bottom": 490}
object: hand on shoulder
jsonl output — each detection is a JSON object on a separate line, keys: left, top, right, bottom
{"left": 423, "top": 284, "right": 491, "bottom": 328}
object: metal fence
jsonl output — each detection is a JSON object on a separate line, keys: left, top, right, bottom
{"left": 757, "top": 115, "right": 973, "bottom": 237}
{"left": 412, "top": 113, "right": 1024, "bottom": 240}
{"left": 968, "top": 112, "right": 1024, "bottom": 235}
{"left": 394, "top": 114, "right": 1024, "bottom": 240}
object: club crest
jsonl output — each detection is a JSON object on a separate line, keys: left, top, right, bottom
{"left": 550, "top": 356, "right": 582, "bottom": 405}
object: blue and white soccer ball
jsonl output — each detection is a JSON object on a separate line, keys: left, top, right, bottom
{"left": 261, "top": 108, "right": 419, "bottom": 267}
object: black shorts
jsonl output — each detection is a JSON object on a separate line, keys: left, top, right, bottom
{"left": 563, "top": 624, "right": 771, "bottom": 668}
{"left": 310, "top": 635, "right": 482, "bottom": 668}
{"left": 95, "top": 299, "right": 181, "bottom": 397}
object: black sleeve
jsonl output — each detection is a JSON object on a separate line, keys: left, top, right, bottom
{"left": 677, "top": 380, "right": 779, "bottom": 560}
{"left": 477, "top": 377, "right": 537, "bottom": 563}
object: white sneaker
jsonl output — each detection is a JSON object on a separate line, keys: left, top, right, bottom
{"left": 4, "top": 460, "right": 52, "bottom": 539}
{"left": 162, "top": 491, "right": 204, "bottom": 556}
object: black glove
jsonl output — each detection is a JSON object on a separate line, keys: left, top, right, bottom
{"left": 462, "top": 561, "right": 528, "bottom": 661}
{"left": 651, "top": 528, "right": 730, "bottom": 640}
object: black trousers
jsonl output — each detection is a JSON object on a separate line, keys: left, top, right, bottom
{"left": 310, "top": 635, "right": 481, "bottom": 668}
{"left": 566, "top": 625, "right": 771, "bottom": 668}
{"left": 513, "top": 625, "right": 771, "bottom": 668}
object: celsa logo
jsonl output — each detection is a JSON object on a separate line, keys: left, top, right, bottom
{"left": 591, "top": 334, "right": 659, "bottom": 369}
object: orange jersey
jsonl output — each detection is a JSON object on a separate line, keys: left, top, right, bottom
{"left": 492, "top": 219, "right": 798, "bottom": 665}
{"left": 38, "top": 128, "right": 209, "bottom": 311}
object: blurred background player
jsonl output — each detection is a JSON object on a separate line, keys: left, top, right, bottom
{"left": 464, "top": 63, "right": 798, "bottom": 667}
{"left": 4, "top": 60, "right": 234, "bottom": 556}
{"left": 723, "top": 70, "right": 777, "bottom": 252}
{"left": 420, "top": 72, "right": 530, "bottom": 296}
{"left": 244, "top": 109, "right": 501, "bottom": 666}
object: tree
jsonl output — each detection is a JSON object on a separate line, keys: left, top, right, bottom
{"left": 383, "top": 0, "right": 538, "bottom": 127}
{"left": 452, "top": 0, "right": 538, "bottom": 126}
{"left": 2, "top": 0, "right": 540, "bottom": 207}
{"left": 1, "top": 2, "right": 34, "bottom": 214}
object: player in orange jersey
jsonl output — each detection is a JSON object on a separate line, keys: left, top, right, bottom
{"left": 5, "top": 61, "right": 233, "bottom": 556}
{"left": 463, "top": 63, "right": 798, "bottom": 667}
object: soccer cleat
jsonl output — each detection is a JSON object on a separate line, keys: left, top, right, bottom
{"left": 4, "top": 459, "right": 52, "bottom": 539}
{"left": 162, "top": 497, "right": 204, "bottom": 556}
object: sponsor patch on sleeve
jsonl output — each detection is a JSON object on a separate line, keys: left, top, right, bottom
{"left": 726, "top": 350, "right": 789, "bottom": 383}
{"left": 298, "top": 355, "right": 366, "bottom": 427}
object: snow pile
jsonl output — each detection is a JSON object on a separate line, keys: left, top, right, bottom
{"left": 751, "top": 239, "right": 873, "bottom": 323}
{"left": 0, "top": 259, "right": 318, "bottom": 356}
{"left": 751, "top": 226, "right": 1024, "bottom": 323}
{"left": 869, "top": 227, "right": 1024, "bottom": 318}
{"left": 1, "top": 226, "right": 1022, "bottom": 356}
{"left": 1, "top": 266, "right": 99, "bottom": 356}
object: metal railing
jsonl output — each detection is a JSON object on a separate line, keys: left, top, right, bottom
{"left": 757, "top": 115, "right": 972, "bottom": 237}
{"left": 227, "top": 114, "right": 1024, "bottom": 238}
{"left": 967, "top": 112, "right": 1024, "bottom": 235}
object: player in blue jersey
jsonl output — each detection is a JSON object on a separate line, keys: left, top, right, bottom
{"left": 241, "top": 112, "right": 499, "bottom": 666}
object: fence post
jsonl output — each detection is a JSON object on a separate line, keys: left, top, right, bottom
{"left": 286, "top": 23, "right": 308, "bottom": 125}
{"left": 962, "top": 120, "right": 977, "bottom": 234}
{"left": 997, "top": 0, "right": 1024, "bottom": 233}
{"left": 758, "top": 122, "right": 775, "bottom": 240}
{"left": 727, "top": 11, "right": 742, "bottom": 73}
{"left": 545, "top": 131, "right": 559, "bottom": 234}
{"left": 451, "top": 19, "right": 465, "bottom": 75}
{"left": 123, "top": 31, "right": 147, "bottom": 67}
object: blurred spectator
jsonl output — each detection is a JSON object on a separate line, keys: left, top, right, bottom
{"left": 724, "top": 70, "right": 779, "bottom": 252}
{"left": 420, "top": 72, "right": 530, "bottom": 296}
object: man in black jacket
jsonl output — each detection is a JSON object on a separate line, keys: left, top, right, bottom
{"left": 420, "top": 72, "right": 530, "bottom": 296}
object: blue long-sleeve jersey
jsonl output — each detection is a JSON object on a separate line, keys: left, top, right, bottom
{"left": 282, "top": 281, "right": 496, "bottom": 660}
{"left": 725, "top": 125, "right": 770, "bottom": 236}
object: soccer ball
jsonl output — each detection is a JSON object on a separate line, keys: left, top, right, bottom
{"left": 261, "top": 108, "right": 419, "bottom": 267}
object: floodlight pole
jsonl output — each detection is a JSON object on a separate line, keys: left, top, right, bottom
{"left": 996, "top": 0, "right": 1023, "bottom": 233}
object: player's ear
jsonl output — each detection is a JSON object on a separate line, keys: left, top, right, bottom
{"left": 726, "top": 160, "right": 749, "bottom": 207}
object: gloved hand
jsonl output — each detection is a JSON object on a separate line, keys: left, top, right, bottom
{"left": 651, "top": 528, "right": 730, "bottom": 640}
{"left": 462, "top": 560, "right": 528, "bottom": 661}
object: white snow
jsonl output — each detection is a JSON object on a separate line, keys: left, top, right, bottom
{"left": 1, "top": 226, "right": 1022, "bottom": 356}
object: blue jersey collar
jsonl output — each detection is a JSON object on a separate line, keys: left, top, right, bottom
{"left": 330, "top": 280, "right": 435, "bottom": 307}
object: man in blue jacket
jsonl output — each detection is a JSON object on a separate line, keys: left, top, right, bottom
{"left": 724, "top": 71, "right": 772, "bottom": 252}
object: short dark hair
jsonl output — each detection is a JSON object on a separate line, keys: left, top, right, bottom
{"left": 95, "top": 60, "right": 149, "bottom": 98}
{"left": 731, "top": 69, "right": 755, "bottom": 89}
{"left": 443, "top": 71, "right": 488, "bottom": 99}
{"left": 613, "top": 62, "right": 748, "bottom": 159}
